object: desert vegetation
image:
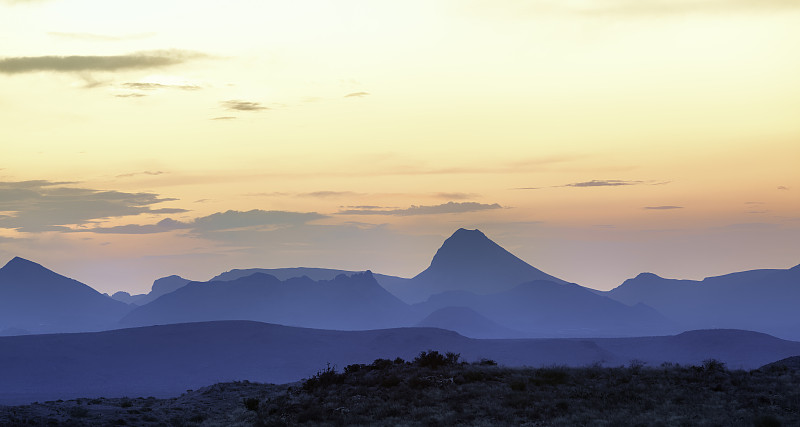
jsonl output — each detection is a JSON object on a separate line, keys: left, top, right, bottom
{"left": 2, "top": 351, "right": 799, "bottom": 426}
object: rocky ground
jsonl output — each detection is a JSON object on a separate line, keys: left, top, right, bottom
{"left": 2, "top": 352, "right": 800, "bottom": 426}
{"left": 0, "top": 381, "right": 292, "bottom": 426}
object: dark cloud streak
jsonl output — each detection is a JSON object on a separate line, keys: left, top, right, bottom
{"left": 338, "top": 201, "right": 502, "bottom": 216}
{"left": 0, "top": 181, "right": 186, "bottom": 232}
{"left": 221, "top": 100, "right": 269, "bottom": 111}
{"left": 643, "top": 206, "right": 683, "bottom": 210}
{"left": 0, "top": 50, "right": 206, "bottom": 74}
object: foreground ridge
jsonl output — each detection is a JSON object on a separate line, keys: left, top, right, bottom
{"left": 2, "top": 352, "right": 798, "bottom": 426}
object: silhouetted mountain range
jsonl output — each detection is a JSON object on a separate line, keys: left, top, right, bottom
{"left": 120, "top": 271, "right": 410, "bottom": 330}
{"left": 0, "top": 228, "right": 797, "bottom": 341}
{"left": 605, "top": 265, "right": 800, "bottom": 340}
{"left": 111, "top": 275, "right": 191, "bottom": 306}
{"left": 415, "top": 306, "right": 524, "bottom": 338}
{"left": 0, "top": 257, "right": 130, "bottom": 335}
{"left": 413, "top": 279, "right": 676, "bottom": 337}
{"left": 1, "top": 321, "right": 798, "bottom": 404}
{"left": 209, "top": 266, "right": 410, "bottom": 298}
{"left": 386, "top": 228, "right": 565, "bottom": 303}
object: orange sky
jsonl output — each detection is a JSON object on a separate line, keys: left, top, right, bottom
{"left": 1, "top": 0, "right": 799, "bottom": 293}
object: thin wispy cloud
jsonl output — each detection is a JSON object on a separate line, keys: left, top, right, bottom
{"left": 48, "top": 32, "right": 156, "bottom": 42}
{"left": 516, "top": 179, "right": 670, "bottom": 190}
{"left": 121, "top": 82, "right": 201, "bottom": 91}
{"left": 434, "top": 192, "right": 480, "bottom": 200}
{"left": 299, "top": 191, "right": 362, "bottom": 198}
{"left": 778, "top": 186, "right": 789, "bottom": 191}
{"left": 77, "top": 209, "right": 328, "bottom": 235}
{"left": 0, "top": 180, "right": 186, "bottom": 232}
{"left": 566, "top": 179, "right": 643, "bottom": 187}
{"left": 643, "top": 206, "right": 683, "bottom": 210}
{"left": 116, "top": 171, "right": 166, "bottom": 178}
{"left": 221, "top": 100, "right": 269, "bottom": 111}
{"left": 0, "top": 50, "right": 207, "bottom": 74}
{"left": 338, "top": 201, "right": 502, "bottom": 216}
{"left": 210, "top": 116, "right": 236, "bottom": 120}
{"left": 344, "top": 91, "right": 370, "bottom": 98}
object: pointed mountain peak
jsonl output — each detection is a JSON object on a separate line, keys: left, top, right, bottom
{"left": 446, "top": 228, "right": 490, "bottom": 243}
{"left": 432, "top": 229, "right": 500, "bottom": 261}
{"left": 409, "top": 228, "right": 565, "bottom": 299}
{"left": 2, "top": 256, "right": 48, "bottom": 272}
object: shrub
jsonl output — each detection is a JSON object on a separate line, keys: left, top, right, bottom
{"left": 303, "top": 362, "right": 343, "bottom": 391}
{"left": 243, "top": 397, "right": 260, "bottom": 411}
{"left": 413, "top": 350, "right": 461, "bottom": 369}
{"left": 372, "top": 358, "right": 394, "bottom": 370}
{"left": 67, "top": 406, "right": 89, "bottom": 418}
{"left": 509, "top": 380, "right": 526, "bottom": 391}
{"left": 703, "top": 359, "right": 727, "bottom": 373}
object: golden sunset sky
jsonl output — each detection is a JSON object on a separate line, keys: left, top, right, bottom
{"left": 1, "top": 0, "right": 799, "bottom": 294}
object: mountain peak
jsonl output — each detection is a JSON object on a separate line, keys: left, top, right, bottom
{"left": 2, "top": 256, "right": 49, "bottom": 274}
{"left": 408, "top": 228, "right": 565, "bottom": 299}
{"left": 634, "top": 272, "right": 663, "bottom": 280}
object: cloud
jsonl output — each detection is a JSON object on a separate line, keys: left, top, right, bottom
{"left": 116, "top": 170, "right": 165, "bottom": 178}
{"left": 121, "top": 82, "right": 201, "bottom": 91}
{"left": 433, "top": 192, "right": 480, "bottom": 200}
{"left": 114, "top": 93, "right": 146, "bottom": 98}
{"left": 643, "top": 206, "right": 684, "bottom": 210}
{"left": 48, "top": 32, "right": 156, "bottom": 42}
{"left": 0, "top": 181, "right": 187, "bottom": 232}
{"left": 0, "top": 50, "right": 207, "bottom": 74}
{"left": 338, "top": 201, "right": 503, "bottom": 216}
{"left": 210, "top": 116, "right": 236, "bottom": 120}
{"left": 78, "top": 218, "right": 189, "bottom": 234}
{"left": 192, "top": 210, "right": 326, "bottom": 232}
{"left": 77, "top": 209, "right": 328, "bottom": 235}
{"left": 565, "top": 179, "right": 643, "bottom": 187}
{"left": 343, "top": 205, "right": 385, "bottom": 210}
{"left": 516, "top": 179, "right": 670, "bottom": 190}
{"left": 778, "top": 186, "right": 789, "bottom": 190}
{"left": 344, "top": 91, "right": 370, "bottom": 98}
{"left": 299, "top": 191, "right": 361, "bottom": 198}
{"left": 221, "top": 100, "right": 268, "bottom": 111}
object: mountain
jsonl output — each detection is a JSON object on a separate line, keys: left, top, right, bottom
{"left": 119, "top": 271, "right": 412, "bottom": 330}
{"left": 760, "top": 355, "right": 800, "bottom": 371}
{"left": 414, "top": 279, "right": 677, "bottom": 337}
{"left": 209, "top": 266, "right": 411, "bottom": 296}
{"left": 386, "top": 228, "right": 567, "bottom": 303}
{"left": 0, "top": 257, "right": 132, "bottom": 335}
{"left": 416, "top": 306, "right": 524, "bottom": 338}
{"left": 111, "top": 275, "right": 191, "bottom": 306}
{"left": 1, "top": 321, "right": 797, "bottom": 404}
{"left": 605, "top": 264, "right": 800, "bottom": 340}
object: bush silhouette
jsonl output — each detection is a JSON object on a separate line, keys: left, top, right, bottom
{"left": 413, "top": 350, "right": 460, "bottom": 368}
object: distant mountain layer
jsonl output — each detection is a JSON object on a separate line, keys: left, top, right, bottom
{"left": 390, "top": 228, "right": 567, "bottom": 303}
{"left": 111, "top": 275, "right": 191, "bottom": 306}
{"left": 0, "top": 257, "right": 131, "bottom": 335}
{"left": 413, "top": 280, "right": 677, "bottom": 337}
{"left": 1, "top": 321, "right": 798, "bottom": 404}
{"left": 208, "top": 267, "right": 410, "bottom": 298}
{"left": 415, "top": 306, "right": 524, "bottom": 339}
{"left": 605, "top": 265, "right": 800, "bottom": 340}
{"left": 119, "top": 271, "right": 410, "bottom": 330}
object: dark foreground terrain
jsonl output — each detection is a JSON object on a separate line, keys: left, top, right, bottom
{"left": 2, "top": 352, "right": 799, "bottom": 426}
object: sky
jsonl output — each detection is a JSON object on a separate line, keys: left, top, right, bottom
{"left": 1, "top": 0, "right": 799, "bottom": 294}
